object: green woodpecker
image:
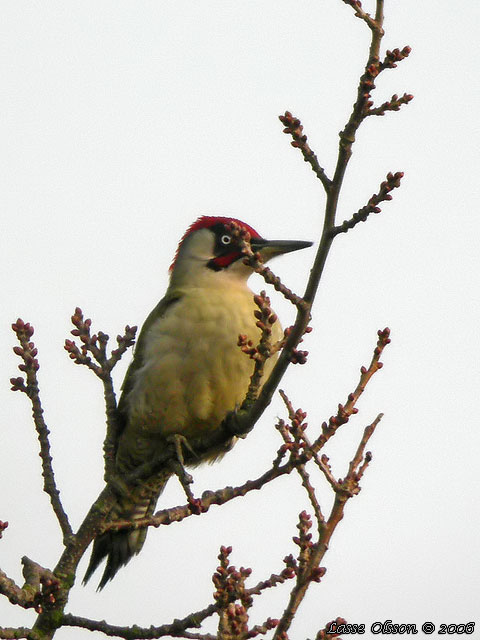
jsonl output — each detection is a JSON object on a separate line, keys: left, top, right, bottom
{"left": 83, "top": 216, "right": 312, "bottom": 589}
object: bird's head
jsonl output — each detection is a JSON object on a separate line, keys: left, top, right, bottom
{"left": 169, "top": 216, "right": 312, "bottom": 287}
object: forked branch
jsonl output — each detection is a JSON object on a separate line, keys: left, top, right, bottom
{"left": 64, "top": 307, "right": 137, "bottom": 480}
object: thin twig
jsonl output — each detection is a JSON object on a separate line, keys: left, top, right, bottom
{"left": 64, "top": 308, "right": 136, "bottom": 481}
{"left": 278, "top": 390, "right": 326, "bottom": 524}
{"left": 297, "top": 465, "right": 325, "bottom": 525}
{"left": 104, "top": 460, "right": 296, "bottom": 533}
{"left": 246, "top": 562, "right": 297, "bottom": 597}
{"left": 367, "top": 92, "right": 413, "bottom": 116}
{"left": 0, "top": 628, "right": 32, "bottom": 639}
{"left": 238, "top": 291, "right": 278, "bottom": 409}
{"left": 62, "top": 603, "right": 218, "bottom": 639}
{"left": 279, "top": 111, "right": 332, "bottom": 193}
{"left": 10, "top": 320, "right": 73, "bottom": 544}
{"left": 347, "top": 414, "right": 382, "bottom": 482}
{"left": 331, "top": 172, "right": 404, "bottom": 237}
{"left": 273, "top": 413, "right": 381, "bottom": 639}
{"left": 341, "top": 0, "right": 382, "bottom": 33}
{"left": 0, "top": 557, "right": 58, "bottom": 615}
{"left": 313, "top": 327, "right": 390, "bottom": 452}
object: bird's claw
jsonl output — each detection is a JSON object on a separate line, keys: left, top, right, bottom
{"left": 167, "top": 433, "right": 195, "bottom": 492}
{"left": 167, "top": 433, "right": 197, "bottom": 465}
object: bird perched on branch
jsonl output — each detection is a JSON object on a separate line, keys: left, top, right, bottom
{"left": 83, "top": 216, "right": 312, "bottom": 589}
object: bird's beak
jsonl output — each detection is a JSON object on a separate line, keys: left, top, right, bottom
{"left": 250, "top": 237, "right": 313, "bottom": 261}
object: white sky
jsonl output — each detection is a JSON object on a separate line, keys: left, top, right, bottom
{"left": 1, "top": 1, "right": 479, "bottom": 638}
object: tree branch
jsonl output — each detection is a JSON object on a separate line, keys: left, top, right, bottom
{"left": 64, "top": 307, "right": 137, "bottom": 481}
{"left": 367, "top": 92, "right": 413, "bottom": 116}
{"left": 0, "top": 557, "right": 58, "bottom": 615}
{"left": 0, "top": 628, "right": 32, "bottom": 639}
{"left": 313, "top": 327, "right": 390, "bottom": 452}
{"left": 237, "top": 291, "right": 278, "bottom": 408}
{"left": 278, "top": 111, "right": 332, "bottom": 193}
{"left": 10, "top": 320, "right": 73, "bottom": 544}
{"left": 341, "top": 0, "right": 383, "bottom": 34}
{"left": 273, "top": 413, "right": 381, "bottom": 638}
{"left": 331, "top": 172, "right": 404, "bottom": 236}
{"left": 62, "top": 603, "right": 218, "bottom": 639}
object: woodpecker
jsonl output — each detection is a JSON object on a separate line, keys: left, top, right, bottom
{"left": 83, "top": 216, "right": 312, "bottom": 589}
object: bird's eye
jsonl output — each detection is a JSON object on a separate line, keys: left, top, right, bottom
{"left": 221, "top": 234, "right": 232, "bottom": 245}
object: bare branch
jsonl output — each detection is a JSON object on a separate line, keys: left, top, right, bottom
{"left": 346, "top": 414, "right": 382, "bottom": 483}
{"left": 274, "top": 511, "right": 327, "bottom": 637}
{"left": 213, "top": 546, "right": 296, "bottom": 638}
{"left": 252, "top": 0, "right": 402, "bottom": 453}
{"left": 64, "top": 307, "right": 137, "bottom": 481}
{"left": 62, "top": 603, "right": 218, "bottom": 638}
{"left": 278, "top": 390, "right": 326, "bottom": 524}
{"left": 331, "top": 173, "right": 404, "bottom": 237}
{"left": 297, "top": 465, "right": 326, "bottom": 525}
{"left": 10, "top": 320, "right": 73, "bottom": 543}
{"left": 273, "top": 412, "right": 381, "bottom": 638}
{"left": 314, "top": 327, "right": 391, "bottom": 452}
{"left": 367, "top": 92, "right": 414, "bottom": 116}
{"left": 341, "top": 0, "right": 383, "bottom": 34}
{"left": 0, "top": 570, "right": 30, "bottom": 610}
{"left": 0, "top": 557, "right": 59, "bottom": 615}
{"left": 104, "top": 461, "right": 294, "bottom": 534}
{"left": 0, "top": 628, "right": 32, "bottom": 639}
{"left": 278, "top": 111, "right": 332, "bottom": 193}
{"left": 246, "top": 558, "right": 296, "bottom": 597}
{"left": 380, "top": 46, "right": 412, "bottom": 71}
{"left": 238, "top": 291, "right": 278, "bottom": 408}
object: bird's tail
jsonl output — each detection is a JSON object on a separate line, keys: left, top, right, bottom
{"left": 83, "top": 473, "right": 170, "bottom": 590}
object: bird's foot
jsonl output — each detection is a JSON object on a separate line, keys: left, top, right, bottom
{"left": 167, "top": 433, "right": 197, "bottom": 468}
{"left": 167, "top": 434, "right": 196, "bottom": 498}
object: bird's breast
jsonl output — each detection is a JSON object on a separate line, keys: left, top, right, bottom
{"left": 125, "top": 285, "right": 282, "bottom": 441}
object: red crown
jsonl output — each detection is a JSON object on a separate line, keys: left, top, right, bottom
{"left": 170, "top": 216, "right": 261, "bottom": 272}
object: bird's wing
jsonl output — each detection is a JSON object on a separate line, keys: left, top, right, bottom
{"left": 116, "top": 290, "right": 182, "bottom": 436}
